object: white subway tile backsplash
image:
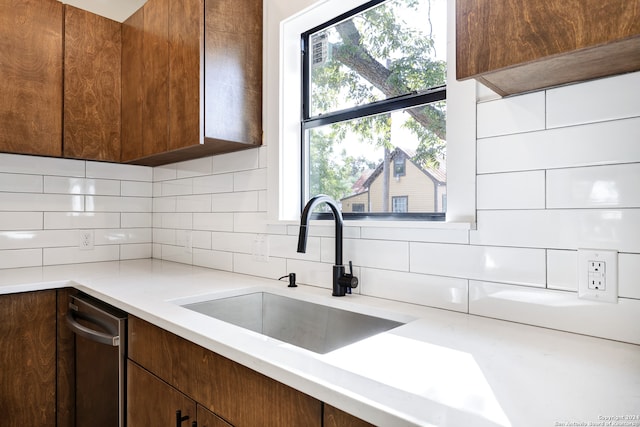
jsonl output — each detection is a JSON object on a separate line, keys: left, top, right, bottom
{"left": 0, "top": 154, "right": 85, "bottom": 177}
{"left": 121, "top": 213, "right": 152, "bottom": 228}
{"left": 192, "top": 174, "right": 233, "bottom": 194}
{"left": 161, "top": 178, "right": 193, "bottom": 196}
{"left": 469, "top": 281, "right": 640, "bottom": 345}
{"left": 211, "top": 192, "right": 259, "bottom": 212}
{"left": 546, "top": 250, "right": 577, "bottom": 292}
{"left": 547, "top": 163, "right": 640, "bottom": 209}
{"left": 210, "top": 231, "right": 255, "bottom": 254}
{"left": 120, "top": 243, "right": 152, "bottom": 260}
{"left": 0, "top": 193, "right": 84, "bottom": 212}
{"left": 285, "top": 259, "right": 333, "bottom": 290}
{"left": 86, "top": 161, "right": 152, "bottom": 181}
{"left": 0, "top": 249, "right": 42, "bottom": 269}
{"left": 477, "top": 171, "right": 546, "bottom": 210}
{"left": 0, "top": 230, "right": 77, "bottom": 250}
{"left": 193, "top": 248, "right": 233, "bottom": 272}
{"left": 193, "top": 212, "right": 233, "bottom": 231}
{"left": 0, "top": 212, "right": 43, "bottom": 230}
{"left": 477, "top": 117, "right": 640, "bottom": 174}
{"left": 121, "top": 181, "right": 153, "bottom": 197}
{"left": 547, "top": 71, "right": 640, "bottom": 128}
{"left": 96, "top": 228, "right": 152, "bottom": 245}
{"left": 153, "top": 228, "right": 176, "bottom": 246}
{"left": 471, "top": 209, "right": 640, "bottom": 252}
{"left": 212, "top": 149, "right": 260, "bottom": 174}
{"left": 44, "top": 177, "right": 120, "bottom": 195}
{"left": 177, "top": 194, "right": 212, "bottom": 212}
{"left": 175, "top": 157, "right": 213, "bottom": 178}
{"left": 43, "top": 245, "right": 120, "bottom": 266}
{"left": 410, "top": 242, "right": 546, "bottom": 287}
{"left": 233, "top": 252, "right": 286, "bottom": 279}
{"left": 0, "top": 173, "right": 42, "bottom": 193}
{"left": 86, "top": 196, "right": 152, "bottom": 213}
{"left": 360, "top": 268, "right": 468, "bottom": 312}
{"left": 234, "top": 168, "right": 267, "bottom": 192}
{"left": 619, "top": 253, "right": 640, "bottom": 300}
{"left": 153, "top": 165, "right": 178, "bottom": 182}
{"left": 233, "top": 212, "right": 269, "bottom": 233}
{"left": 159, "top": 244, "right": 193, "bottom": 265}
{"left": 44, "top": 212, "right": 120, "bottom": 229}
{"left": 360, "top": 226, "right": 469, "bottom": 244}
{"left": 323, "top": 238, "right": 409, "bottom": 271}
{"left": 156, "top": 213, "right": 193, "bottom": 230}
{"left": 192, "top": 230, "right": 212, "bottom": 249}
{"left": 477, "top": 91, "right": 545, "bottom": 138}
{"left": 153, "top": 196, "right": 176, "bottom": 213}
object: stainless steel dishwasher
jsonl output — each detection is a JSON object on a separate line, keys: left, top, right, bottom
{"left": 67, "top": 292, "right": 127, "bottom": 427}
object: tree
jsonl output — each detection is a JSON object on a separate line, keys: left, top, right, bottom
{"left": 308, "top": 0, "right": 447, "bottom": 210}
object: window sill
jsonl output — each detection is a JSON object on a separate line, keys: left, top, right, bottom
{"left": 269, "top": 219, "right": 476, "bottom": 230}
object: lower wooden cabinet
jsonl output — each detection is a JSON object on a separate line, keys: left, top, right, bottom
{"left": 324, "top": 404, "right": 375, "bottom": 427}
{"left": 0, "top": 290, "right": 57, "bottom": 427}
{"left": 128, "top": 361, "right": 233, "bottom": 427}
{"left": 128, "top": 316, "right": 321, "bottom": 426}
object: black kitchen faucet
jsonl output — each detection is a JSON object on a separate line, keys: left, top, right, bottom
{"left": 297, "top": 194, "right": 358, "bottom": 296}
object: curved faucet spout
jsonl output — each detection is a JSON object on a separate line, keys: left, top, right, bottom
{"left": 297, "top": 194, "right": 343, "bottom": 265}
{"left": 297, "top": 195, "right": 357, "bottom": 296}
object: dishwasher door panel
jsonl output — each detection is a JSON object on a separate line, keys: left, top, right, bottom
{"left": 68, "top": 293, "right": 127, "bottom": 427}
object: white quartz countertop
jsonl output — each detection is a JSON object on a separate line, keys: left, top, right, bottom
{"left": 1, "top": 259, "right": 639, "bottom": 427}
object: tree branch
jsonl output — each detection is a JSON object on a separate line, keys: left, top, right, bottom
{"left": 333, "top": 20, "right": 446, "bottom": 140}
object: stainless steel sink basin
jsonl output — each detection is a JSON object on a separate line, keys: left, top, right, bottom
{"left": 181, "top": 292, "right": 404, "bottom": 354}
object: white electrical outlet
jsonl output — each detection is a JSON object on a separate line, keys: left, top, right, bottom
{"left": 578, "top": 249, "right": 617, "bottom": 303}
{"left": 252, "top": 234, "right": 269, "bottom": 262}
{"left": 78, "top": 230, "right": 94, "bottom": 250}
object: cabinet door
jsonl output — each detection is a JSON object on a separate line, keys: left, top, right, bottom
{"left": 204, "top": 0, "right": 262, "bottom": 146}
{"left": 198, "top": 405, "right": 232, "bottom": 427}
{"left": 456, "top": 0, "right": 640, "bottom": 95}
{"left": 0, "top": 290, "right": 57, "bottom": 426}
{"left": 63, "top": 5, "right": 122, "bottom": 161}
{"left": 0, "top": 0, "right": 63, "bottom": 157}
{"left": 324, "top": 404, "right": 374, "bottom": 427}
{"left": 127, "top": 360, "right": 197, "bottom": 427}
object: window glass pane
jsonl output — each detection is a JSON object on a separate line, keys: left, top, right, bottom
{"left": 308, "top": 101, "right": 446, "bottom": 214}
{"left": 308, "top": 0, "right": 447, "bottom": 117}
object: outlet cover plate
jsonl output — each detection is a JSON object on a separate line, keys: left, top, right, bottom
{"left": 78, "top": 230, "right": 94, "bottom": 250}
{"left": 577, "top": 248, "right": 618, "bottom": 303}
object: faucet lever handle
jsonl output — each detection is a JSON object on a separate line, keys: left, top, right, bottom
{"left": 348, "top": 260, "right": 354, "bottom": 276}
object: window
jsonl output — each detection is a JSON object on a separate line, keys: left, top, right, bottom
{"left": 392, "top": 196, "right": 408, "bottom": 213}
{"left": 301, "top": 0, "right": 447, "bottom": 219}
{"left": 393, "top": 155, "right": 406, "bottom": 177}
{"left": 352, "top": 203, "right": 366, "bottom": 212}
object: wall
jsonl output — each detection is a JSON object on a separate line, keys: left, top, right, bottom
{"left": 0, "top": 155, "right": 152, "bottom": 268}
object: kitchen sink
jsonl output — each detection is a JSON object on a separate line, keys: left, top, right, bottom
{"left": 181, "top": 292, "right": 405, "bottom": 354}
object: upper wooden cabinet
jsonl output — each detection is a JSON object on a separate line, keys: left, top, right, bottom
{"left": 121, "top": 0, "right": 263, "bottom": 166}
{"left": 0, "top": 0, "right": 63, "bottom": 157}
{"left": 456, "top": 0, "right": 640, "bottom": 96}
{"left": 64, "top": 6, "right": 122, "bottom": 162}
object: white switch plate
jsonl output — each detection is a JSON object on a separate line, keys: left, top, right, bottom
{"left": 577, "top": 248, "right": 618, "bottom": 303}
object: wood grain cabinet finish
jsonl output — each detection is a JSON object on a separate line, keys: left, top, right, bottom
{"left": 128, "top": 316, "right": 321, "bottom": 426}
{"left": 0, "top": 0, "right": 63, "bottom": 157}
{"left": 128, "top": 360, "right": 198, "bottom": 427}
{"left": 64, "top": 6, "right": 122, "bottom": 161}
{"left": 0, "top": 291, "right": 57, "bottom": 427}
{"left": 121, "top": 0, "right": 262, "bottom": 166}
{"left": 456, "top": 0, "right": 640, "bottom": 96}
{"left": 324, "top": 405, "right": 375, "bottom": 427}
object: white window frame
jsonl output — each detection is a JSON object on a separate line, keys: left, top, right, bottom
{"left": 265, "top": 0, "right": 476, "bottom": 227}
